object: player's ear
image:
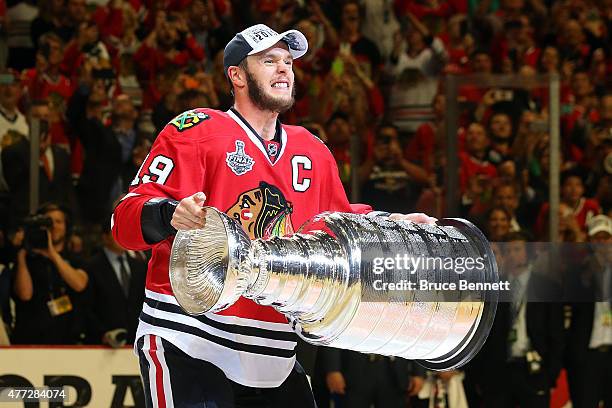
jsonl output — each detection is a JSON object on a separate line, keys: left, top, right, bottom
{"left": 228, "top": 66, "right": 246, "bottom": 90}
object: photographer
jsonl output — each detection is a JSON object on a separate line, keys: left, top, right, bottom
{"left": 11, "top": 203, "right": 88, "bottom": 344}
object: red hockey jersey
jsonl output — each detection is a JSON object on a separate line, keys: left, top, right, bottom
{"left": 112, "top": 108, "right": 369, "bottom": 387}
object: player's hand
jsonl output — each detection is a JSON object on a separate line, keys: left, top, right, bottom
{"left": 326, "top": 371, "right": 346, "bottom": 395}
{"left": 171, "top": 192, "right": 207, "bottom": 230}
{"left": 389, "top": 213, "right": 438, "bottom": 225}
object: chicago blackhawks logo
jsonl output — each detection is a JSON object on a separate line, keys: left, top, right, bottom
{"left": 170, "top": 110, "right": 210, "bottom": 131}
{"left": 226, "top": 140, "right": 255, "bottom": 175}
{"left": 227, "top": 182, "right": 294, "bottom": 239}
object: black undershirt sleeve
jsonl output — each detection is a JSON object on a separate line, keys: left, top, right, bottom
{"left": 140, "top": 198, "right": 179, "bottom": 245}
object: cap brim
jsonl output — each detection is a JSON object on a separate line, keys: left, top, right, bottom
{"left": 247, "top": 29, "right": 308, "bottom": 60}
{"left": 588, "top": 226, "right": 612, "bottom": 236}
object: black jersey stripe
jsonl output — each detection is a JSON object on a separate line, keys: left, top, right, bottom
{"left": 144, "top": 297, "right": 297, "bottom": 342}
{"left": 139, "top": 312, "right": 296, "bottom": 358}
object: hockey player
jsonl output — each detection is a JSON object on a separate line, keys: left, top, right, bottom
{"left": 112, "top": 23, "right": 436, "bottom": 407}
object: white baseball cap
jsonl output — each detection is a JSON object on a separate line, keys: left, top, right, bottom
{"left": 587, "top": 214, "right": 612, "bottom": 236}
{"left": 223, "top": 24, "right": 308, "bottom": 77}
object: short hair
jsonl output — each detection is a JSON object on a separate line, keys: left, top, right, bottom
{"left": 326, "top": 110, "right": 350, "bottom": 126}
{"left": 342, "top": 0, "right": 365, "bottom": 20}
{"left": 561, "top": 168, "right": 586, "bottom": 186}
{"left": 38, "top": 32, "right": 63, "bottom": 48}
{"left": 37, "top": 202, "right": 73, "bottom": 236}
{"left": 572, "top": 68, "right": 589, "bottom": 77}
{"left": 471, "top": 49, "right": 491, "bottom": 59}
{"left": 376, "top": 121, "right": 399, "bottom": 135}
{"left": 493, "top": 178, "right": 520, "bottom": 197}
{"left": 486, "top": 206, "right": 511, "bottom": 221}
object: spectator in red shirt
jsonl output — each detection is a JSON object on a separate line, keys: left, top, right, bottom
{"left": 536, "top": 169, "right": 601, "bottom": 238}
{"left": 62, "top": 20, "right": 118, "bottom": 82}
{"left": 134, "top": 11, "right": 205, "bottom": 107}
{"left": 22, "top": 33, "right": 74, "bottom": 101}
{"left": 490, "top": 15, "right": 539, "bottom": 72}
{"left": 63, "top": 0, "right": 89, "bottom": 42}
{"left": 459, "top": 122, "right": 498, "bottom": 208}
{"left": 459, "top": 49, "right": 493, "bottom": 103}
{"left": 439, "top": 14, "right": 472, "bottom": 73}
{"left": 91, "top": 0, "right": 143, "bottom": 42}
{"left": 405, "top": 92, "right": 445, "bottom": 174}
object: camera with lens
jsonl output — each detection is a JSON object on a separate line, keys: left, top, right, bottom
{"left": 23, "top": 214, "right": 53, "bottom": 251}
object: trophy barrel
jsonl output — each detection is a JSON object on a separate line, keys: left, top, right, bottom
{"left": 244, "top": 213, "right": 499, "bottom": 370}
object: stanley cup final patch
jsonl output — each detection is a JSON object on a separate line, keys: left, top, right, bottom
{"left": 226, "top": 140, "right": 255, "bottom": 175}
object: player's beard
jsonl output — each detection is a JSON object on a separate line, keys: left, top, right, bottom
{"left": 244, "top": 69, "right": 295, "bottom": 113}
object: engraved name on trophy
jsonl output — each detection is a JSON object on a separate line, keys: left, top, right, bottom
{"left": 169, "top": 208, "right": 499, "bottom": 369}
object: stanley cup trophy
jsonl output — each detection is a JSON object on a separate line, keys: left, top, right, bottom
{"left": 169, "top": 208, "right": 499, "bottom": 370}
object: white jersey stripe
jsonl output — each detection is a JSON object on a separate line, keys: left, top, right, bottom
{"left": 155, "top": 336, "right": 174, "bottom": 408}
{"left": 145, "top": 289, "right": 179, "bottom": 305}
{"left": 142, "top": 335, "right": 159, "bottom": 408}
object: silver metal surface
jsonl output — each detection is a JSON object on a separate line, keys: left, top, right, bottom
{"left": 169, "top": 208, "right": 251, "bottom": 314}
{"left": 170, "top": 207, "right": 498, "bottom": 369}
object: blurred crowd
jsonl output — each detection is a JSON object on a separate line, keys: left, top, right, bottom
{"left": 0, "top": 0, "right": 611, "bottom": 407}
